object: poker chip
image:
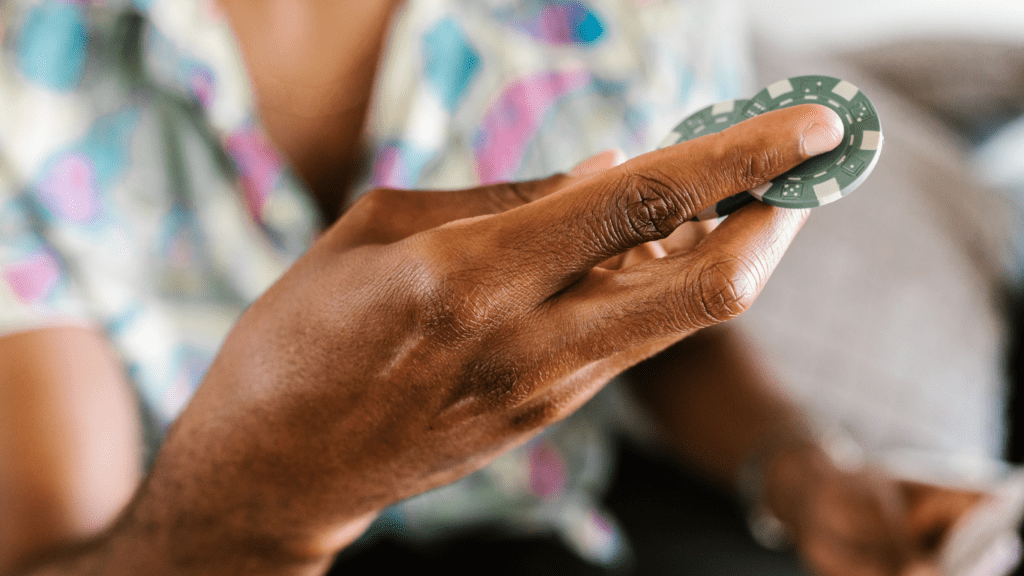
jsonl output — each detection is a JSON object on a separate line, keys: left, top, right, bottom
{"left": 742, "top": 75, "right": 883, "bottom": 209}
{"left": 657, "top": 75, "right": 883, "bottom": 218}
{"left": 658, "top": 99, "right": 755, "bottom": 221}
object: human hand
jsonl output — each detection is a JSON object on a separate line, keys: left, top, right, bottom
{"left": 765, "top": 444, "right": 984, "bottom": 576}
{"left": 124, "top": 104, "right": 843, "bottom": 573}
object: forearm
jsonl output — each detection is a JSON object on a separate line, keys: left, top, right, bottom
{"left": 627, "top": 324, "right": 814, "bottom": 486}
{"left": 8, "top": 348, "right": 376, "bottom": 576}
{"left": 10, "top": 411, "right": 375, "bottom": 576}
{"left": 10, "top": 510, "right": 341, "bottom": 576}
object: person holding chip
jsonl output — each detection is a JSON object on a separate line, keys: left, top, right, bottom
{"left": 0, "top": 1, "right": 999, "bottom": 575}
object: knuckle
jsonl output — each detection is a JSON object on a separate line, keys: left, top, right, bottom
{"left": 422, "top": 279, "right": 498, "bottom": 344}
{"left": 432, "top": 352, "right": 536, "bottom": 429}
{"left": 507, "top": 174, "right": 569, "bottom": 204}
{"left": 484, "top": 173, "right": 569, "bottom": 211}
{"left": 404, "top": 237, "right": 509, "bottom": 344}
{"left": 437, "top": 351, "right": 536, "bottom": 418}
{"left": 730, "top": 145, "right": 789, "bottom": 190}
{"left": 618, "top": 170, "right": 689, "bottom": 242}
{"left": 498, "top": 180, "right": 534, "bottom": 207}
{"left": 473, "top": 357, "right": 532, "bottom": 412}
{"left": 483, "top": 181, "right": 533, "bottom": 212}
{"left": 350, "top": 187, "right": 401, "bottom": 222}
{"left": 689, "top": 257, "right": 760, "bottom": 325}
{"left": 704, "top": 131, "right": 789, "bottom": 191}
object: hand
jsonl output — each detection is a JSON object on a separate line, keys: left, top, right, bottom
{"left": 765, "top": 444, "right": 984, "bottom": 576}
{"left": 115, "top": 104, "right": 843, "bottom": 574}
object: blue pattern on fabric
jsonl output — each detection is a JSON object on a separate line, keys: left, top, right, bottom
{"left": 16, "top": 2, "right": 89, "bottom": 91}
{"left": 32, "top": 109, "right": 138, "bottom": 227}
{"left": 495, "top": 0, "right": 605, "bottom": 46}
{"left": 370, "top": 140, "right": 437, "bottom": 188}
{"left": 564, "top": 2, "right": 605, "bottom": 43}
{"left": 104, "top": 305, "right": 144, "bottom": 336}
{"left": 423, "top": 17, "right": 481, "bottom": 112}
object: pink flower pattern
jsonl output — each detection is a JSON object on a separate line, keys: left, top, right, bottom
{"left": 4, "top": 250, "right": 61, "bottom": 303}
{"left": 475, "top": 70, "right": 591, "bottom": 184}
{"left": 225, "top": 127, "right": 284, "bottom": 222}
{"left": 37, "top": 153, "right": 100, "bottom": 223}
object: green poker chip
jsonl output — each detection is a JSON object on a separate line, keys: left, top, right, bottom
{"left": 742, "top": 75, "right": 883, "bottom": 209}
{"left": 657, "top": 75, "right": 883, "bottom": 218}
{"left": 658, "top": 99, "right": 755, "bottom": 221}
{"left": 658, "top": 98, "right": 749, "bottom": 147}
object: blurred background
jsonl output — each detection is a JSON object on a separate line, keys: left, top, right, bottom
{"left": 749, "top": 0, "right": 1024, "bottom": 52}
{"left": 737, "top": 4, "right": 1024, "bottom": 573}
{"left": 725, "top": 0, "right": 1024, "bottom": 465}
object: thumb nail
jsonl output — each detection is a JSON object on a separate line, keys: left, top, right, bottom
{"left": 569, "top": 149, "right": 627, "bottom": 178}
{"left": 801, "top": 110, "right": 845, "bottom": 157}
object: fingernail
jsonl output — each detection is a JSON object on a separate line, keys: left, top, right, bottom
{"left": 801, "top": 109, "right": 845, "bottom": 157}
{"left": 570, "top": 149, "right": 627, "bottom": 177}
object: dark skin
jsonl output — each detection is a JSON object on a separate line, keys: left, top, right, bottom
{"left": 0, "top": 2, "right": 981, "bottom": 575}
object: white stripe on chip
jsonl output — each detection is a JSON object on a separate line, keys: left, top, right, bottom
{"left": 749, "top": 181, "right": 772, "bottom": 200}
{"left": 767, "top": 79, "right": 794, "bottom": 99}
{"left": 860, "top": 130, "right": 882, "bottom": 151}
{"left": 711, "top": 100, "right": 735, "bottom": 115}
{"left": 657, "top": 132, "right": 683, "bottom": 148}
{"left": 832, "top": 80, "right": 860, "bottom": 101}
{"left": 813, "top": 178, "right": 842, "bottom": 203}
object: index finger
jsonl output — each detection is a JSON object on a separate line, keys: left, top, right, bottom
{"left": 900, "top": 482, "right": 985, "bottom": 552}
{"left": 489, "top": 104, "right": 844, "bottom": 294}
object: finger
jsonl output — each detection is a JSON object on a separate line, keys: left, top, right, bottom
{"left": 868, "top": 474, "right": 922, "bottom": 576}
{"left": 900, "top": 482, "right": 984, "bottom": 552}
{"left": 811, "top": 474, "right": 909, "bottom": 544}
{"left": 333, "top": 149, "right": 625, "bottom": 247}
{"left": 828, "top": 472, "right": 920, "bottom": 576}
{"left": 596, "top": 253, "right": 627, "bottom": 270}
{"left": 794, "top": 473, "right": 935, "bottom": 576}
{"left": 619, "top": 241, "right": 668, "bottom": 269}
{"left": 802, "top": 535, "right": 897, "bottom": 576}
{"left": 596, "top": 241, "right": 666, "bottom": 271}
{"left": 547, "top": 201, "right": 809, "bottom": 360}
{"left": 661, "top": 220, "right": 718, "bottom": 255}
{"left": 808, "top": 528, "right": 910, "bottom": 576}
{"left": 487, "top": 104, "right": 843, "bottom": 291}
{"left": 441, "top": 148, "right": 623, "bottom": 217}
